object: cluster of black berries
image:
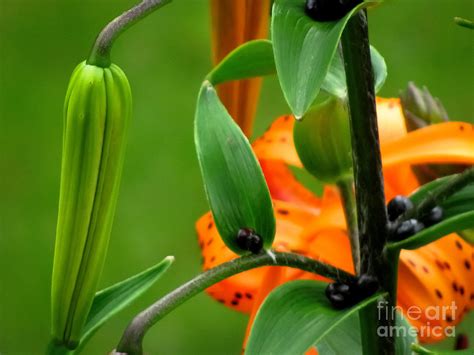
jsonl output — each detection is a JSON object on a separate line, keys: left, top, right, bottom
{"left": 387, "top": 195, "right": 444, "bottom": 241}
{"left": 236, "top": 228, "right": 263, "bottom": 254}
{"left": 325, "top": 274, "right": 379, "bottom": 309}
{"left": 305, "top": 0, "right": 362, "bottom": 22}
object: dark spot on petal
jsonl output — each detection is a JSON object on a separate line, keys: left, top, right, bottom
{"left": 280, "top": 137, "right": 287, "bottom": 143}
{"left": 284, "top": 115, "right": 290, "bottom": 121}
{"left": 207, "top": 238, "right": 213, "bottom": 246}
{"left": 464, "top": 260, "right": 471, "bottom": 270}
{"left": 435, "top": 289, "right": 443, "bottom": 299}
{"left": 210, "top": 256, "right": 216, "bottom": 262}
{"left": 460, "top": 286, "right": 465, "bottom": 295}
{"left": 265, "top": 138, "right": 273, "bottom": 143}
{"left": 245, "top": 292, "right": 253, "bottom": 299}
{"left": 444, "top": 261, "right": 451, "bottom": 270}
{"left": 470, "top": 293, "right": 474, "bottom": 301}
{"left": 456, "top": 240, "right": 463, "bottom": 250}
{"left": 231, "top": 299, "right": 239, "bottom": 306}
{"left": 452, "top": 282, "right": 459, "bottom": 292}
{"left": 422, "top": 266, "right": 429, "bottom": 273}
{"left": 459, "top": 125, "right": 465, "bottom": 132}
{"left": 446, "top": 315, "right": 453, "bottom": 322}
{"left": 435, "top": 260, "right": 445, "bottom": 269}
{"left": 408, "top": 259, "right": 416, "bottom": 268}
{"left": 207, "top": 221, "right": 213, "bottom": 229}
{"left": 277, "top": 209, "right": 289, "bottom": 215}
{"left": 217, "top": 299, "right": 225, "bottom": 304}
{"left": 199, "top": 241, "right": 204, "bottom": 249}
{"left": 235, "top": 292, "right": 242, "bottom": 299}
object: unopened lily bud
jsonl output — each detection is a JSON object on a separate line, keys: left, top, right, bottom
{"left": 400, "top": 82, "right": 449, "bottom": 131}
{"left": 400, "top": 82, "right": 469, "bottom": 184}
{"left": 293, "top": 98, "right": 352, "bottom": 183}
{"left": 51, "top": 61, "right": 132, "bottom": 348}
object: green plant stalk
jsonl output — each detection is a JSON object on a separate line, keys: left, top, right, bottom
{"left": 115, "top": 251, "right": 355, "bottom": 355}
{"left": 341, "top": 10, "right": 395, "bottom": 355}
{"left": 336, "top": 178, "right": 360, "bottom": 274}
{"left": 88, "top": 0, "right": 172, "bottom": 67}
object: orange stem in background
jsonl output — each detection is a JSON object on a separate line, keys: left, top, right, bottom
{"left": 210, "top": 0, "right": 271, "bottom": 137}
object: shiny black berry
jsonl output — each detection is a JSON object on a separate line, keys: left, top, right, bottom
{"left": 387, "top": 195, "right": 414, "bottom": 221}
{"left": 420, "top": 206, "right": 444, "bottom": 227}
{"left": 305, "top": 0, "right": 362, "bottom": 22}
{"left": 392, "top": 218, "right": 424, "bottom": 240}
{"left": 236, "top": 228, "right": 263, "bottom": 254}
{"left": 325, "top": 281, "right": 354, "bottom": 309}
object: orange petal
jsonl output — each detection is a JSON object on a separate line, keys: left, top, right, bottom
{"left": 260, "top": 160, "right": 321, "bottom": 212}
{"left": 376, "top": 97, "right": 408, "bottom": 144}
{"left": 210, "top": 0, "right": 270, "bottom": 136}
{"left": 253, "top": 115, "right": 302, "bottom": 167}
{"left": 196, "top": 200, "right": 319, "bottom": 313}
{"left": 398, "top": 234, "right": 474, "bottom": 343}
{"left": 383, "top": 165, "right": 420, "bottom": 201}
{"left": 381, "top": 122, "right": 474, "bottom": 167}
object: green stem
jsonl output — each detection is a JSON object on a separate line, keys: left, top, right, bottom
{"left": 115, "top": 251, "right": 354, "bottom": 355}
{"left": 87, "top": 0, "right": 172, "bottom": 67}
{"left": 341, "top": 10, "right": 394, "bottom": 355}
{"left": 402, "top": 167, "right": 474, "bottom": 221}
{"left": 336, "top": 178, "right": 360, "bottom": 274}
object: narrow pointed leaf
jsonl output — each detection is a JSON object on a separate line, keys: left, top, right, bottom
{"left": 207, "top": 40, "right": 276, "bottom": 85}
{"left": 79, "top": 256, "right": 174, "bottom": 348}
{"left": 388, "top": 211, "right": 474, "bottom": 250}
{"left": 409, "top": 175, "right": 474, "bottom": 219}
{"left": 272, "top": 0, "right": 379, "bottom": 117}
{"left": 195, "top": 82, "right": 276, "bottom": 254}
{"left": 246, "top": 280, "right": 383, "bottom": 355}
{"left": 206, "top": 38, "right": 386, "bottom": 100}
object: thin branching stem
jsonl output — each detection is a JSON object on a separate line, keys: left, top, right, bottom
{"left": 115, "top": 251, "right": 354, "bottom": 355}
{"left": 336, "top": 177, "right": 360, "bottom": 274}
{"left": 87, "top": 0, "right": 171, "bottom": 67}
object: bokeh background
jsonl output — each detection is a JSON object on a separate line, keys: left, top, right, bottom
{"left": 1, "top": 0, "right": 473, "bottom": 354}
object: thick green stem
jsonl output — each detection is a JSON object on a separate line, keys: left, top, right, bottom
{"left": 341, "top": 10, "right": 395, "bottom": 355}
{"left": 87, "top": 0, "right": 171, "bottom": 67}
{"left": 115, "top": 251, "right": 354, "bottom": 355}
{"left": 336, "top": 178, "right": 360, "bottom": 274}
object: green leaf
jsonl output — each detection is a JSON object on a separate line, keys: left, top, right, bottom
{"left": 207, "top": 40, "right": 276, "bottom": 85}
{"left": 321, "top": 45, "right": 387, "bottom": 98}
{"left": 316, "top": 312, "right": 417, "bottom": 355}
{"left": 409, "top": 175, "right": 474, "bottom": 219}
{"left": 194, "top": 82, "right": 276, "bottom": 254}
{"left": 205, "top": 38, "right": 386, "bottom": 100}
{"left": 271, "top": 0, "right": 378, "bottom": 118}
{"left": 387, "top": 174, "right": 474, "bottom": 249}
{"left": 78, "top": 256, "right": 174, "bottom": 349}
{"left": 245, "top": 280, "right": 383, "bottom": 355}
{"left": 388, "top": 211, "right": 474, "bottom": 250}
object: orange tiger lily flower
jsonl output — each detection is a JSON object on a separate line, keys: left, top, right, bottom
{"left": 196, "top": 98, "right": 474, "bottom": 345}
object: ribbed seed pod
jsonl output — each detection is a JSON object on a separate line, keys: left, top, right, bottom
{"left": 51, "top": 61, "right": 132, "bottom": 348}
{"left": 293, "top": 98, "right": 352, "bottom": 183}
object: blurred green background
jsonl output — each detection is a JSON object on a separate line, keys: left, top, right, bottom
{"left": 0, "top": 0, "right": 473, "bottom": 354}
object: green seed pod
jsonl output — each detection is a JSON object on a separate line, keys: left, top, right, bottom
{"left": 294, "top": 98, "right": 352, "bottom": 183}
{"left": 51, "top": 61, "right": 131, "bottom": 348}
